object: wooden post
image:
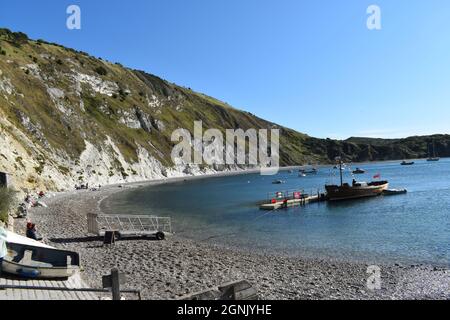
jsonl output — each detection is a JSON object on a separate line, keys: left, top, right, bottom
{"left": 111, "top": 268, "right": 121, "bottom": 301}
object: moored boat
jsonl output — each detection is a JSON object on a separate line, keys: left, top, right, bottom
{"left": 352, "top": 168, "right": 366, "bottom": 174}
{"left": 401, "top": 161, "right": 415, "bottom": 166}
{"left": 299, "top": 168, "right": 318, "bottom": 175}
{"left": 3, "top": 231, "right": 80, "bottom": 279}
{"left": 326, "top": 158, "right": 389, "bottom": 201}
{"left": 427, "top": 141, "right": 440, "bottom": 162}
{"left": 383, "top": 188, "right": 407, "bottom": 196}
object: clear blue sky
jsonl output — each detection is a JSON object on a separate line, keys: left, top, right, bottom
{"left": 1, "top": 0, "right": 449, "bottom": 139}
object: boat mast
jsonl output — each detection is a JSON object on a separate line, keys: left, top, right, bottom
{"left": 339, "top": 157, "right": 343, "bottom": 186}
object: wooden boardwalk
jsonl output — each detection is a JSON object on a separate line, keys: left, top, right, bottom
{"left": 0, "top": 272, "right": 98, "bottom": 300}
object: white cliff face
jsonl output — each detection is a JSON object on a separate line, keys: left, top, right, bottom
{"left": 71, "top": 71, "right": 119, "bottom": 97}
{"left": 0, "top": 119, "right": 224, "bottom": 192}
{"left": 0, "top": 76, "right": 14, "bottom": 96}
{"left": 0, "top": 65, "right": 215, "bottom": 192}
{"left": 47, "top": 87, "right": 71, "bottom": 115}
{"left": 0, "top": 36, "right": 256, "bottom": 194}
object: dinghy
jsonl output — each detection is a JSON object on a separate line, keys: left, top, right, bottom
{"left": 3, "top": 231, "right": 80, "bottom": 279}
{"left": 383, "top": 189, "right": 408, "bottom": 196}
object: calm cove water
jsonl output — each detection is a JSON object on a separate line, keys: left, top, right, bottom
{"left": 101, "top": 159, "right": 450, "bottom": 266}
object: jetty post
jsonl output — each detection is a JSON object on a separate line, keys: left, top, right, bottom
{"left": 102, "top": 268, "right": 127, "bottom": 300}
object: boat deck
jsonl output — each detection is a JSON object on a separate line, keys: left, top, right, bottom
{"left": 0, "top": 272, "right": 98, "bottom": 300}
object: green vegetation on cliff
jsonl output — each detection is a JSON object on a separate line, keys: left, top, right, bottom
{"left": 0, "top": 27, "right": 449, "bottom": 191}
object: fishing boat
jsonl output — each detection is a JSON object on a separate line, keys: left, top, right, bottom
{"left": 3, "top": 231, "right": 80, "bottom": 279}
{"left": 352, "top": 168, "right": 366, "bottom": 174}
{"left": 427, "top": 141, "right": 440, "bottom": 162}
{"left": 401, "top": 161, "right": 415, "bottom": 166}
{"left": 325, "top": 158, "right": 389, "bottom": 201}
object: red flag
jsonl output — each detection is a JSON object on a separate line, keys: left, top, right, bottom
{"left": 373, "top": 173, "right": 381, "bottom": 179}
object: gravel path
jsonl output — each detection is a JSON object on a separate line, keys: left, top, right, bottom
{"left": 13, "top": 182, "right": 450, "bottom": 300}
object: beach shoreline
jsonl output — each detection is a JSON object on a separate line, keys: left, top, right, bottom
{"left": 13, "top": 173, "right": 450, "bottom": 300}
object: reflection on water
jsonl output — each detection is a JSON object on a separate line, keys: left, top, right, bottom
{"left": 102, "top": 159, "right": 450, "bottom": 266}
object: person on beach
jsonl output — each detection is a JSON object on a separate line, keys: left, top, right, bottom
{"left": 26, "top": 223, "right": 42, "bottom": 241}
{"left": 0, "top": 225, "right": 7, "bottom": 276}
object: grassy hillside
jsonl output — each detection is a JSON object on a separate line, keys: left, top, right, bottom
{"left": 0, "top": 28, "right": 449, "bottom": 191}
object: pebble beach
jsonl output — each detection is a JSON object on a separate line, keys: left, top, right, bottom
{"left": 13, "top": 177, "right": 450, "bottom": 300}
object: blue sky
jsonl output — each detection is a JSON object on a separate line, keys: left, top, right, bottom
{"left": 1, "top": 0, "right": 449, "bottom": 139}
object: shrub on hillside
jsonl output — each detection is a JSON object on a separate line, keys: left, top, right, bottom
{"left": 95, "top": 66, "right": 108, "bottom": 76}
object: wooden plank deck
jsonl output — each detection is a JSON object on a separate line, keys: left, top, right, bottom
{"left": 260, "top": 195, "right": 321, "bottom": 210}
{"left": 0, "top": 272, "right": 98, "bottom": 300}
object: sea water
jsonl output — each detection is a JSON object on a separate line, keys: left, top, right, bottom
{"left": 101, "top": 159, "right": 450, "bottom": 266}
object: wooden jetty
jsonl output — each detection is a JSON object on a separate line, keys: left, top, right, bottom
{"left": 259, "top": 189, "right": 326, "bottom": 211}
{"left": 260, "top": 195, "right": 322, "bottom": 210}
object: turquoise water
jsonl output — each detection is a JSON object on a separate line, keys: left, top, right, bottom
{"left": 101, "top": 159, "right": 450, "bottom": 266}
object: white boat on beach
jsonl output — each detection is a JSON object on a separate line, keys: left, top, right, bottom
{"left": 3, "top": 231, "right": 80, "bottom": 279}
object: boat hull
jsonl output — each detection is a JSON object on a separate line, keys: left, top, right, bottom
{"left": 383, "top": 189, "right": 407, "bottom": 196}
{"left": 2, "top": 259, "right": 78, "bottom": 279}
{"left": 3, "top": 235, "right": 80, "bottom": 280}
{"left": 326, "top": 181, "right": 389, "bottom": 201}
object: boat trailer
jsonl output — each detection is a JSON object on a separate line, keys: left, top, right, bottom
{"left": 87, "top": 213, "right": 172, "bottom": 240}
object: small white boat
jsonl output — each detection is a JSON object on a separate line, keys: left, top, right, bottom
{"left": 3, "top": 231, "right": 80, "bottom": 279}
{"left": 383, "top": 189, "right": 408, "bottom": 196}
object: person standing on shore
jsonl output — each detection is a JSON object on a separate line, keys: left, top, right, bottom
{"left": 0, "top": 224, "right": 7, "bottom": 276}
{"left": 26, "top": 223, "right": 43, "bottom": 241}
